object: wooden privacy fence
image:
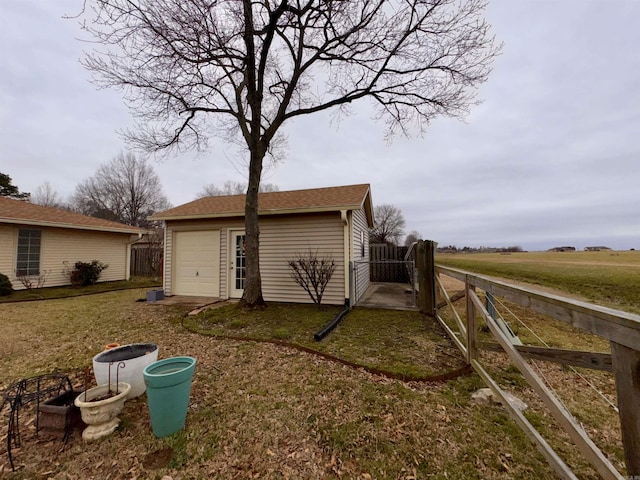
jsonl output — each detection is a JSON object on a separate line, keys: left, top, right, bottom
{"left": 130, "top": 246, "right": 162, "bottom": 276}
{"left": 413, "top": 240, "right": 639, "bottom": 479}
{"left": 369, "top": 244, "right": 410, "bottom": 282}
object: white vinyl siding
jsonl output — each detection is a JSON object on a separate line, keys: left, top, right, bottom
{"left": 352, "top": 208, "right": 370, "bottom": 304}
{"left": 219, "top": 227, "right": 229, "bottom": 299}
{"left": 0, "top": 224, "right": 134, "bottom": 290}
{"left": 0, "top": 225, "right": 15, "bottom": 282}
{"left": 259, "top": 213, "right": 344, "bottom": 305}
{"left": 163, "top": 213, "right": 345, "bottom": 304}
{"left": 163, "top": 226, "right": 173, "bottom": 294}
{"left": 39, "top": 228, "right": 131, "bottom": 286}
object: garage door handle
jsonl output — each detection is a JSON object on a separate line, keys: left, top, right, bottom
{"left": 196, "top": 271, "right": 199, "bottom": 276}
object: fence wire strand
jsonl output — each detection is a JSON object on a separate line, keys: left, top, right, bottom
{"left": 486, "top": 294, "right": 619, "bottom": 412}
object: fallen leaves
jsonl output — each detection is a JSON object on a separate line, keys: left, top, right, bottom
{"left": 141, "top": 447, "right": 173, "bottom": 469}
{"left": 0, "top": 289, "right": 624, "bottom": 479}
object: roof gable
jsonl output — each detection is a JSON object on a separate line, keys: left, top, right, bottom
{"left": 151, "top": 184, "right": 374, "bottom": 226}
{"left": 0, "top": 197, "right": 143, "bottom": 234}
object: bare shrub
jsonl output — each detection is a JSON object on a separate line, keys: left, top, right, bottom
{"left": 288, "top": 249, "right": 336, "bottom": 305}
{"left": 16, "top": 270, "right": 50, "bottom": 291}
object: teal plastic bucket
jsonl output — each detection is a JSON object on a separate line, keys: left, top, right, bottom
{"left": 143, "top": 356, "right": 196, "bottom": 437}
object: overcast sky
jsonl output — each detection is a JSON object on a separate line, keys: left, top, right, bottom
{"left": 1, "top": 1, "right": 639, "bottom": 251}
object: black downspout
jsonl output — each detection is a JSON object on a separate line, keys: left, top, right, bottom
{"left": 314, "top": 299, "right": 350, "bottom": 342}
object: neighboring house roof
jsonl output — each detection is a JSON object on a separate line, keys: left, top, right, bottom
{"left": 151, "top": 184, "right": 374, "bottom": 227}
{"left": 0, "top": 197, "right": 143, "bottom": 234}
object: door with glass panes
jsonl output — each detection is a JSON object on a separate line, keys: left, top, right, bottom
{"left": 229, "top": 231, "right": 245, "bottom": 298}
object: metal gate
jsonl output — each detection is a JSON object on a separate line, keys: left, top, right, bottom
{"left": 353, "top": 259, "right": 416, "bottom": 308}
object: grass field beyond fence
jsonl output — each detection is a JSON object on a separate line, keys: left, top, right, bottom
{"left": 435, "top": 250, "right": 640, "bottom": 314}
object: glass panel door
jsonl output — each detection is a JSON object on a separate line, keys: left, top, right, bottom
{"left": 230, "top": 232, "right": 246, "bottom": 297}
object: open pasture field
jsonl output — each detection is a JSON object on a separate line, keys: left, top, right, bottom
{"left": 435, "top": 250, "right": 640, "bottom": 314}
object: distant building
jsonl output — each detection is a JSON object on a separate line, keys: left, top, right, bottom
{"left": 547, "top": 246, "right": 576, "bottom": 252}
{"left": 584, "top": 246, "right": 612, "bottom": 251}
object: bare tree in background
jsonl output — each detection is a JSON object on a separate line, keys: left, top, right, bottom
{"left": 79, "top": 0, "right": 501, "bottom": 308}
{"left": 404, "top": 230, "right": 422, "bottom": 246}
{"left": 144, "top": 228, "right": 164, "bottom": 278}
{"left": 197, "top": 181, "right": 279, "bottom": 198}
{"left": 72, "top": 151, "right": 171, "bottom": 227}
{"left": 370, "top": 204, "right": 406, "bottom": 245}
{"left": 31, "top": 181, "right": 64, "bottom": 208}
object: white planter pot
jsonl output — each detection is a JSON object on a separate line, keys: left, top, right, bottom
{"left": 93, "top": 343, "right": 159, "bottom": 399}
{"left": 74, "top": 382, "right": 131, "bottom": 441}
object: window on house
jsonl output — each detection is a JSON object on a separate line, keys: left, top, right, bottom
{"left": 360, "top": 230, "right": 365, "bottom": 258}
{"left": 16, "top": 229, "right": 41, "bottom": 276}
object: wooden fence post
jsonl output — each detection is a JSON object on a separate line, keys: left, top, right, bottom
{"left": 466, "top": 277, "right": 478, "bottom": 364}
{"left": 417, "top": 240, "right": 436, "bottom": 317}
{"left": 611, "top": 341, "right": 640, "bottom": 475}
{"left": 438, "top": 264, "right": 640, "bottom": 476}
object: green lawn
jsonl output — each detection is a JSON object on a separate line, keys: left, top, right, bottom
{"left": 184, "top": 303, "right": 466, "bottom": 380}
{"left": 0, "top": 276, "right": 161, "bottom": 303}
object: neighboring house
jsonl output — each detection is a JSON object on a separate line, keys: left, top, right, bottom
{"left": 149, "top": 184, "right": 374, "bottom": 306}
{"left": 547, "top": 246, "right": 576, "bottom": 252}
{"left": 0, "top": 197, "right": 143, "bottom": 290}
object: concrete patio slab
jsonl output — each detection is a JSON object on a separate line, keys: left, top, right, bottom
{"left": 357, "top": 282, "right": 417, "bottom": 310}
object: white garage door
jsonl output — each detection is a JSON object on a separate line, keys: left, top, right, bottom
{"left": 173, "top": 230, "right": 220, "bottom": 296}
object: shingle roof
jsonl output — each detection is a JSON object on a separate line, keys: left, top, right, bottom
{"left": 0, "top": 197, "right": 144, "bottom": 234}
{"left": 151, "top": 184, "right": 373, "bottom": 226}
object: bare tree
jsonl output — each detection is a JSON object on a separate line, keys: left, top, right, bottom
{"left": 72, "top": 151, "right": 171, "bottom": 227}
{"left": 145, "top": 228, "right": 165, "bottom": 279}
{"left": 370, "top": 204, "right": 406, "bottom": 245}
{"left": 197, "top": 180, "right": 279, "bottom": 198}
{"left": 404, "top": 230, "right": 422, "bottom": 246}
{"left": 79, "top": 0, "right": 500, "bottom": 308}
{"left": 31, "top": 181, "right": 63, "bottom": 207}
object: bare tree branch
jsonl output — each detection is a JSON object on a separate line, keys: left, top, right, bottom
{"left": 370, "top": 204, "right": 406, "bottom": 245}
{"left": 78, "top": 0, "right": 501, "bottom": 306}
{"left": 196, "top": 180, "right": 279, "bottom": 198}
{"left": 31, "top": 182, "right": 64, "bottom": 208}
{"left": 72, "top": 151, "right": 171, "bottom": 227}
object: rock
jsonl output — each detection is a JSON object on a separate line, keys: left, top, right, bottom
{"left": 471, "top": 387, "right": 528, "bottom": 412}
{"left": 471, "top": 387, "right": 493, "bottom": 405}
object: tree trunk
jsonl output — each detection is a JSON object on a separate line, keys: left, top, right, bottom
{"left": 239, "top": 146, "right": 267, "bottom": 309}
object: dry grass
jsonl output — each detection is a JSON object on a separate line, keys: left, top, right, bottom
{"left": 0, "top": 288, "right": 624, "bottom": 479}
{"left": 436, "top": 283, "right": 626, "bottom": 479}
{"left": 436, "top": 250, "right": 640, "bottom": 314}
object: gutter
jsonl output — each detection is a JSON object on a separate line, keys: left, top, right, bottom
{"left": 341, "top": 210, "right": 350, "bottom": 300}
{"left": 149, "top": 204, "right": 363, "bottom": 222}
{"left": 0, "top": 217, "right": 143, "bottom": 235}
